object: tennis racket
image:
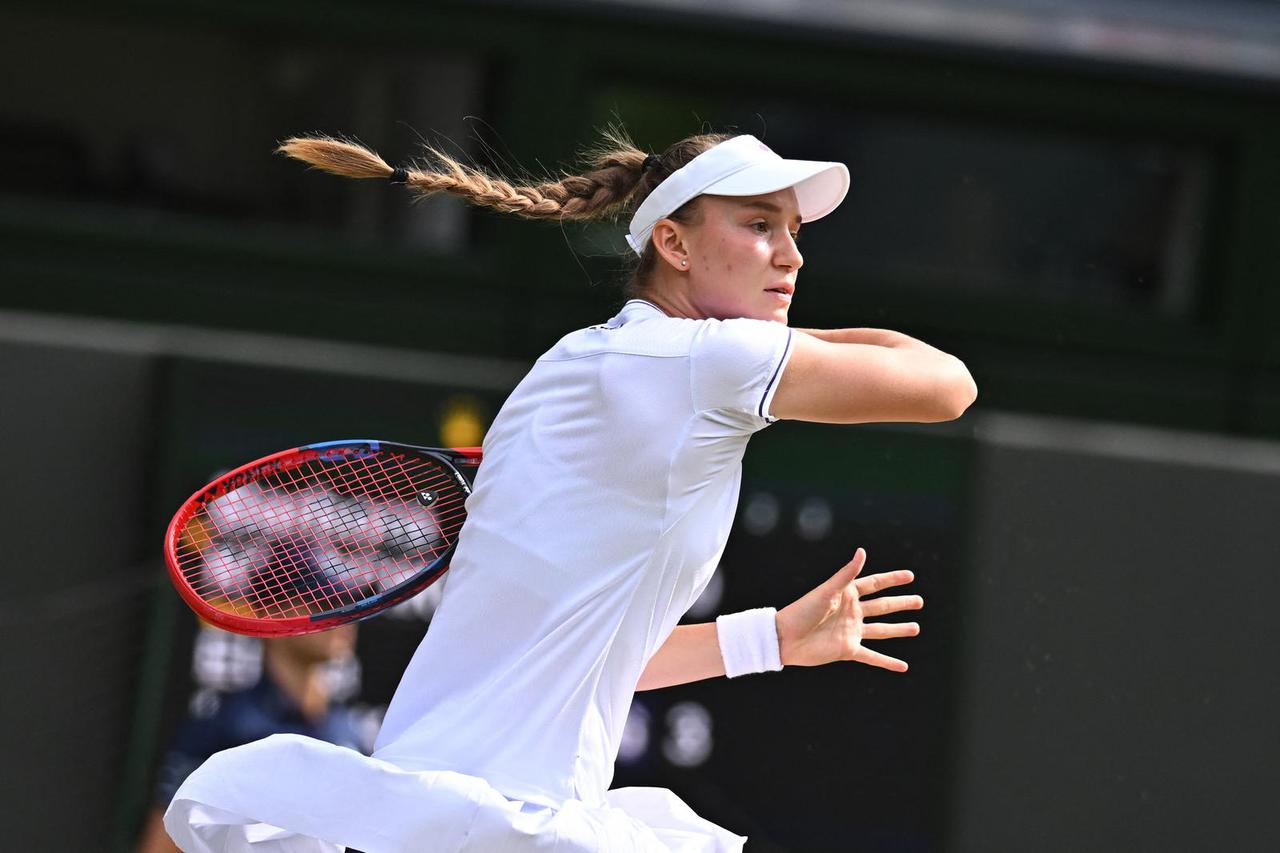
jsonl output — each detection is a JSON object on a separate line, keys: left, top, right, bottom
{"left": 164, "top": 440, "right": 482, "bottom": 637}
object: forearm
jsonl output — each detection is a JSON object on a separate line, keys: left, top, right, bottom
{"left": 635, "top": 623, "right": 726, "bottom": 691}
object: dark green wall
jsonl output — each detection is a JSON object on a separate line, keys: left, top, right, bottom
{"left": 6, "top": 1, "right": 1277, "bottom": 439}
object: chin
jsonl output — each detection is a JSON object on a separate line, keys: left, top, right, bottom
{"left": 713, "top": 299, "right": 788, "bottom": 323}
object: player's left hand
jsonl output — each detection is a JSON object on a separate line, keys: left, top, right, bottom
{"left": 775, "top": 547, "right": 922, "bottom": 672}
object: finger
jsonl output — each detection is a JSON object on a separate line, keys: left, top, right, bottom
{"left": 852, "top": 646, "right": 910, "bottom": 672}
{"left": 861, "top": 594, "right": 924, "bottom": 618}
{"left": 826, "top": 548, "right": 866, "bottom": 591}
{"left": 854, "top": 569, "right": 915, "bottom": 597}
{"left": 861, "top": 621, "right": 920, "bottom": 640}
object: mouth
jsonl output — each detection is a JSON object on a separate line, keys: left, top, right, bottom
{"left": 765, "top": 282, "right": 795, "bottom": 303}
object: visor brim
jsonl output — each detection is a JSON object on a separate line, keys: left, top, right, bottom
{"left": 701, "top": 159, "right": 850, "bottom": 223}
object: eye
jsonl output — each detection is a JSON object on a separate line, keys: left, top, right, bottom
{"left": 752, "top": 220, "right": 801, "bottom": 242}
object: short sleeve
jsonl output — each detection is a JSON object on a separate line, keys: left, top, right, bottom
{"left": 690, "top": 318, "right": 794, "bottom": 431}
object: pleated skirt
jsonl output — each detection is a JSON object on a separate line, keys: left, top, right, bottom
{"left": 164, "top": 734, "right": 747, "bottom": 852}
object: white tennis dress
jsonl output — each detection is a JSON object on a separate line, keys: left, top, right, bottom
{"left": 165, "top": 298, "right": 795, "bottom": 852}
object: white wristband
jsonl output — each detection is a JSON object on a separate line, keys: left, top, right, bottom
{"left": 715, "top": 607, "right": 783, "bottom": 678}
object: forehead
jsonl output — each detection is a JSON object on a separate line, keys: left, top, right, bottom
{"left": 702, "top": 187, "right": 802, "bottom": 221}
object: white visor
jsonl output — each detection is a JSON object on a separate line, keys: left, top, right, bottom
{"left": 625, "top": 134, "right": 850, "bottom": 256}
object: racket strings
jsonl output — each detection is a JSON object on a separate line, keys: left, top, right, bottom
{"left": 185, "top": 462, "right": 450, "bottom": 617}
{"left": 174, "top": 449, "right": 468, "bottom": 621}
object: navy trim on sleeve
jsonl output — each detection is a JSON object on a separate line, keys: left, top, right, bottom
{"left": 757, "top": 327, "right": 794, "bottom": 420}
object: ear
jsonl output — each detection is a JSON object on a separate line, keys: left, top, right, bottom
{"left": 650, "top": 219, "right": 689, "bottom": 272}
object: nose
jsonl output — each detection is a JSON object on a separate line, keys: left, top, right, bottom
{"left": 776, "top": 231, "right": 803, "bottom": 271}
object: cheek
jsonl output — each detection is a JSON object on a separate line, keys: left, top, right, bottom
{"left": 705, "top": 232, "right": 732, "bottom": 272}
{"left": 696, "top": 240, "right": 768, "bottom": 315}
{"left": 704, "top": 231, "right": 763, "bottom": 276}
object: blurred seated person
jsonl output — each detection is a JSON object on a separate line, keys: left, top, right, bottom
{"left": 136, "top": 623, "right": 364, "bottom": 852}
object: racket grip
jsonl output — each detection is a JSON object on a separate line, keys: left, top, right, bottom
{"left": 715, "top": 607, "right": 783, "bottom": 678}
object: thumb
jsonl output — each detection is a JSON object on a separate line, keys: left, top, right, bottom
{"left": 826, "top": 548, "right": 866, "bottom": 591}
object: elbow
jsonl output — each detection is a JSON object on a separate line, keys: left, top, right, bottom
{"left": 938, "top": 361, "right": 978, "bottom": 421}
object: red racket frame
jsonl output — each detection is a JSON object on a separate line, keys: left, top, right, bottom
{"left": 164, "top": 441, "right": 481, "bottom": 636}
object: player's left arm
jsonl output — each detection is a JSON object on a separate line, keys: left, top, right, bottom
{"left": 635, "top": 548, "right": 923, "bottom": 691}
{"left": 635, "top": 622, "right": 726, "bottom": 691}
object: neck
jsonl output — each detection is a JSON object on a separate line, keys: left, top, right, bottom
{"left": 636, "top": 275, "right": 705, "bottom": 320}
{"left": 263, "top": 649, "right": 330, "bottom": 722}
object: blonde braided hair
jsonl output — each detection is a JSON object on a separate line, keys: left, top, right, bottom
{"left": 275, "top": 125, "right": 733, "bottom": 294}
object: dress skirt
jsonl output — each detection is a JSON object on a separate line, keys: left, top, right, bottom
{"left": 163, "top": 734, "right": 747, "bottom": 853}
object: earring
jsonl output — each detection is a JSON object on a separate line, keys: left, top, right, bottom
{"left": 680, "top": 259, "right": 688, "bottom": 267}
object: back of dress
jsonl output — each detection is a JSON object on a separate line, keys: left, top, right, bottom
{"left": 372, "top": 299, "right": 794, "bottom": 809}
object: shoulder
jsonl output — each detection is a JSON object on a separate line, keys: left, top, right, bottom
{"left": 540, "top": 303, "right": 789, "bottom": 362}
{"left": 689, "top": 316, "right": 793, "bottom": 385}
{"left": 689, "top": 317, "right": 794, "bottom": 424}
{"left": 689, "top": 315, "right": 791, "bottom": 357}
{"left": 540, "top": 313, "right": 703, "bottom": 363}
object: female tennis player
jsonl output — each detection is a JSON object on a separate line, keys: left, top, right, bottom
{"left": 164, "top": 127, "right": 977, "bottom": 852}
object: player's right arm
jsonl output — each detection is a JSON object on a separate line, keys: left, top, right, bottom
{"left": 771, "top": 327, "right": 977, "bottom": 424}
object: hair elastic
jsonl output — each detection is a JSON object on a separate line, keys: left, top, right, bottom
{"left": 389, "top": 167, "right": 410, "bottom": 184}
{"left": 641, "top": 154, "right": 661, "bottom": 173}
